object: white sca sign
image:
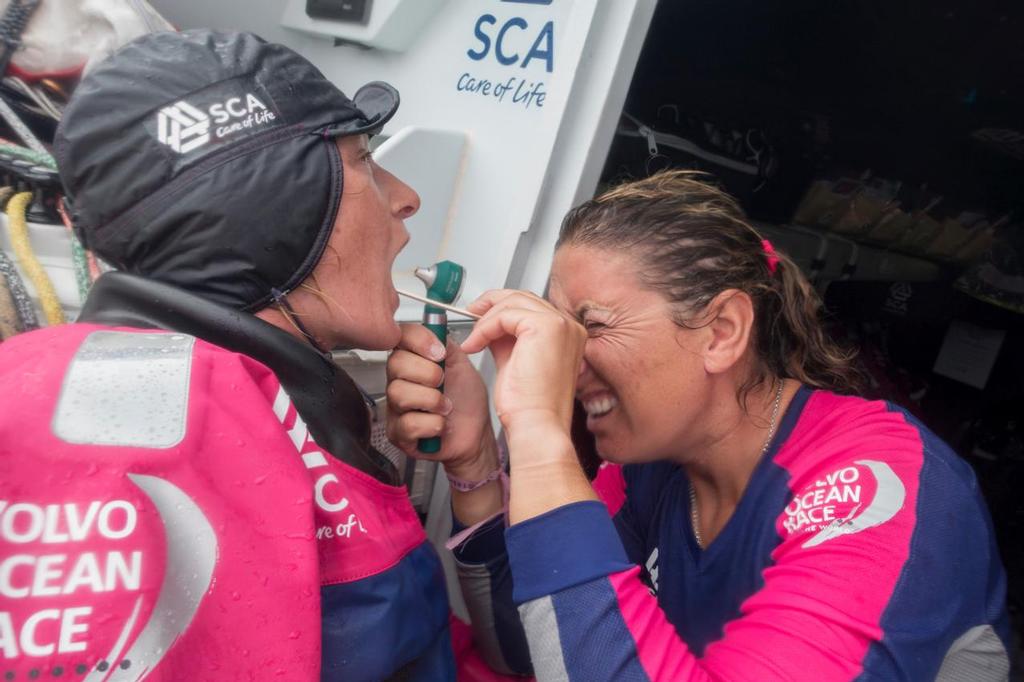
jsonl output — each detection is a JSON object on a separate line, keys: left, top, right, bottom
{"left": 456, "top": 0, "right": 557, "bottom": 110}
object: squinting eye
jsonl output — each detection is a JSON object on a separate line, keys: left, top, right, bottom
{"left": 583, "top": 321, "right": 606, "bottom": 333}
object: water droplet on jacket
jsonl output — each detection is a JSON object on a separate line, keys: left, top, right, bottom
{"left": 231, "top": 591, "right": 241, "bottom": 601}
{"left": 287, "top": 631, "right": 300, "bottom": 640}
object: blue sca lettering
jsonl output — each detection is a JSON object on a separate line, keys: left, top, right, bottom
{"left": 467, "top": 14, "right": 554, "bottom": 73}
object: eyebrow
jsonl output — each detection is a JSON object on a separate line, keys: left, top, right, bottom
{"left": 574, "top": 302, "right": 608, "bottom": 319}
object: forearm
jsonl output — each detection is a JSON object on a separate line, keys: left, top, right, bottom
{"left": 506, "top": 419, "right": 597, "bottom": 525}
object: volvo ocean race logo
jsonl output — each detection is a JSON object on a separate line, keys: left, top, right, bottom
{"left": 0, "top": 476, "right": 216, "bottom": 680}
{"left": 783, "top": 459, "right": 906, "bottom": 548}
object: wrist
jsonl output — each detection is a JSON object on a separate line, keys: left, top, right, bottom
{"left": 504, "top": 414, "right": 576, "bottom": 468}
{"left": 443, "top": 426, "right": 500, "bottom": 482}
{"left": 448, "top": 429, "right": 506, "bottom": 526}
{"left": 507, "top": 438, "right": 596, "bottom": 524}
{"left": 500, "top": 407, "right": 570, "bottom": 434}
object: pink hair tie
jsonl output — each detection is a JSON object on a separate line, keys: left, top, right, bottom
{"left": 761, "top": 239, "right": 780, "bottom": 274}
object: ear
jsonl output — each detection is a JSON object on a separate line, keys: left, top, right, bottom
{"left": 699, "top": 289, "right": 754, "bottom": 375}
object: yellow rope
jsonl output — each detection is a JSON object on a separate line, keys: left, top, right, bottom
{"left": 5, "top": 191, "right": 65, "bottom": 325}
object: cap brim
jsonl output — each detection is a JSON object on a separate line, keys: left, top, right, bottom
{"left": 325, "top": 81, "right": 399, "bottom": 137}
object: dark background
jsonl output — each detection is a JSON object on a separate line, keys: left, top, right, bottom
{"left": 602, "top": 0, "right": 1024, "bottom": 672}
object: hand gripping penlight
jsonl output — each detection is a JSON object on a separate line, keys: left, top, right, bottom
{"left": 414, "top": 260, "right": 465, "bottom": 454}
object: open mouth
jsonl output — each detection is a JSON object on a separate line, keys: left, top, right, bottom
{"left": 582, "top": 394, "right": 618, "bottom": 420}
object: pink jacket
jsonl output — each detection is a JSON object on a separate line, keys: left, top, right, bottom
{"left": 0, "top": 321, "right": 452, "bottom": 680}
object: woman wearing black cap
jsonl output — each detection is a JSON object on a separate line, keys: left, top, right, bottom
{"left": 0, "top": 29, "right": 467, "bottom": 681}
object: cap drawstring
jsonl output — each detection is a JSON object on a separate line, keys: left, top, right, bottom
{"left": 271, "top": 287, "right": 329, "bottom": 356}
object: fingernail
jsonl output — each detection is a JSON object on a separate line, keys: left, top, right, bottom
{"left": 429, "top": 344, "right": 446, "bottom": 361}
{"left": 441, "top": 397, "right": 454, "bottom": 415}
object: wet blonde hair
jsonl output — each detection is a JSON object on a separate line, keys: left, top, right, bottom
{"left": 557, "top": 170, "right": 862, "bottom": 404}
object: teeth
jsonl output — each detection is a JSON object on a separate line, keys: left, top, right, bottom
{"left": 583, "top": 395, "right": 617, "bottom": 417}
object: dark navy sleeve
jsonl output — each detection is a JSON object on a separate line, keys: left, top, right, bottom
{"left": 448, "top": 461, "right": 647, "bottom": 677}
{"left": 451, "top": 513, "right": 534, "bottom": 675}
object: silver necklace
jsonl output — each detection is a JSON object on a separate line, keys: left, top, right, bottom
{"left": 690, "top": 381, "right": 785, "bottom": 550}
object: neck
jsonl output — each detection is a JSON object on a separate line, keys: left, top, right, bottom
{"left": 683, "top": 376, "right": 792, "bottom": 506}
{"left": 255, "top": 304, "right": 329, "bottom": 354}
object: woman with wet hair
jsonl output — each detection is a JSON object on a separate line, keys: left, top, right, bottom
{"left": 387, "top": 170, "right": 1010, "bottom": 680}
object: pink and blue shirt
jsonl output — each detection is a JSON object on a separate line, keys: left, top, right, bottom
{"left": 461, "top": 387, "right": 1010, "bottom": 680}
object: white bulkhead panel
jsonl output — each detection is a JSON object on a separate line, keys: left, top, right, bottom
{"left": 150, "top": 0, "right": 657, "bottom": 318}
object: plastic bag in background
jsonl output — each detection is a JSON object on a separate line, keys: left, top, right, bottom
{"left": 608, "top": 110, "right": 778, "bottom": 212}
{"left": 0, "top": 0, "right": 173, "bottom": 78}
{"left": 956, "top": 223, "right": 1024, "bottom": 314}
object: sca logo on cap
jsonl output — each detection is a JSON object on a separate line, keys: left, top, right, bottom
{"left": 156, "top": 93, "right": 278, "bottom": 154}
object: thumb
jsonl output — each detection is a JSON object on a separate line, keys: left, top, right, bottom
{"left": 488, "top": 336, "right": 514, "bottom": 374}
{"left": 444, "top": 336, "right": 473, "bottom": 370}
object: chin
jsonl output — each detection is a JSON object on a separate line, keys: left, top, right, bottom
{"left": 597, "top": 450, "right": 629, "bottom": 465}
{"left": 335, "top": 311, "right": 401, "bottom": 350}
{"left": 360, "top": 320, "right": 402, "bottom": 350}
{"left": 597, "top": 438, "right": 663, "bottom": 466}
{"left": 594, "top": 437, "right": 629, "bottom": 464}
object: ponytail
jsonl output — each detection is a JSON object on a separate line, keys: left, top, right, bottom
{"left": 751, "top": 249, "right": 863, "bottom": 399}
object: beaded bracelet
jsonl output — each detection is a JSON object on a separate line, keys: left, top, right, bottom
{"left": 446, "top": 466, "right": 503, "bottom": 492}
{"left": 445, "top": 438, "right": 508, "bottom": 492}
{"left": 445, "top": 439, "right": 511, "bottom": 551}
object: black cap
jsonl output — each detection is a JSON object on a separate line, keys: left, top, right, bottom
{"left": 55, "top": 29, "right": 400, "bottom": 311}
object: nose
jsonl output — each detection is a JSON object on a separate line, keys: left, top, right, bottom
{"left": 578, "top": 355, "right": 592, "bottom": 380}
{"left": 383, "top": 168, "right": 420, "bottom": 220}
